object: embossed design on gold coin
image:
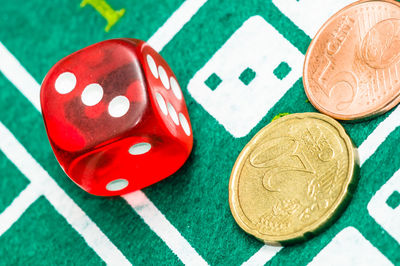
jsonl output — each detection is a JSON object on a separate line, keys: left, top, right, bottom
{"left": 304, "top": 0, "right": 400, "bottom": 120}
{"left": 229, "top": 113, "right": 358, "bottom": 245}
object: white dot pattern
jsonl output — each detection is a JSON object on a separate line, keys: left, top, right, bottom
{"left": 170, "top": 77, "right": 182, "bottom": 100}
{"left": 129, "top": 142, "right": 151, "bottom": 155}
{"left": 55, "top": 72, "right": 76, "bottom": 94}
{"left": 106, "top": 179, "right": 129, "bottom": 191}
{"left": 156, "top": 93, "right": 168, "bottom": 115}
{"left": 158, "top": 66, "right": 170, "bottom": 90}
{"left": 179, "top": 113, "right": 191, "bottom": 136}
{"left": 167, "top": 102, "right": 179, "bottom": 125}
{"left": 81, "top": 83, "right": 103, "bottom": 106}
{"left": 108, "top": 96, "right": 130, "bottom": 117}
{"left": 147, "top": 55, "right": 158, "bottom": 79}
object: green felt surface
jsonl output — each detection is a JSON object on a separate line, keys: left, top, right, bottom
{"left": 0, "top": 197, "right": 104, "bottom": 265}
{"left": 0, "top": 151, "right": 29, "bottom": 213}
{"left": 0, "top": 0, "right": 399, "bottom": 265}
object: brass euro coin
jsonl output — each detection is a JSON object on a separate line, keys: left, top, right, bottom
{"left": 229, "top": 113, "right": 359, "bottom": 245}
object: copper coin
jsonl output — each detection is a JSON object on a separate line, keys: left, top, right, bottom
{"left": 304, "top": 0, "right": 400, "bottom": 120}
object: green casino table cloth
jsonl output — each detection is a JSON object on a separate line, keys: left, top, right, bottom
{"left": 0, "top": 0, "right": 399, "bottom": 265}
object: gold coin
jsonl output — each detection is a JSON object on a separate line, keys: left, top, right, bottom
{"left": 229, "top": 113, "right": 359, "bottom": 245}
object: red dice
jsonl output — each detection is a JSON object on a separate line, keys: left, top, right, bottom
{"left": 40, "top": 39, "right": 193, "bottom": 196}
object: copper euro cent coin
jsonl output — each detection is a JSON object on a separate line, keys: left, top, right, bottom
{"left": 304, "top": 0, "right": 400, "bottom": 120}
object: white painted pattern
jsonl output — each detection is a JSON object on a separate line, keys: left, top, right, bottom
{"left": 170, "top": 77, "right": 183, "bottom": 100}
{"left": 147, "top": 54, "right": 159, "bottom": 79}
{"left": 147, "top": 0, "right": 209, "bottom": 52}
{"left": 108, "top": 96, "right": 130, "bottom": 117}
{"left": 179, "top": 113, "right": 191, "bottom": 136}
{"left": 0, "top": 42, "right": 41, "bottom": 111}
{"left": 241, "top": 245, "right": 282, "bottom": 266}
{"left": 368, "top": 169, "right": 400, "bottom": 244}
{"left": 188, "top": 16, "right": 304, "bottom": 138}
{"left": 106, "top": 179, "right": 129, "bottom": 192}
{"left": 156, "top": 92, "right": 168, "bottom": 115}
{"left": 0, "top": 122, "right": 131, "bottom": 266}
{"left": 308, "top": 227, "right": 393, "bottom": 266}
{"left": 167, "top": 102, "right": 179, "bottom": 125}
{"left": 123, "top": 191, "right": 208, "bottom": 266}
{"left": 129, "top": 142, "right": 152, "bottom": 155}
{"left": 272, "top": 0, "right": 354, "bottom": 37}
{"left": 0, "top": 184, "right": 40, "bottom": 236}
{"left": 81, "top": 83, "right": 103, "bottom": 106}
{"left": 159, "top": 66, "right": 170, "bottom": 90}
{"left": 55, "top": 72, "right": 77, "bottom": 94}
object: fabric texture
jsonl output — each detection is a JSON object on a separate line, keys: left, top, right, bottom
{"left": 0, "top": 0, "right": 399, "bottom": 265}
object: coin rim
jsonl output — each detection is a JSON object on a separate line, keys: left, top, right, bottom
{"left": 303, "top": 0, "right": 400, "bottom": 121}
{"left": 228, "top": 113, "right": 359, "bottom": 245}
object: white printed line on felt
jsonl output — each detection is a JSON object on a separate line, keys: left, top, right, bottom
{"left": 368, "top": 169, "right": 400, "bottom": 246}
{"left": 123, "top": 191, "right": 208, "bottom": 266}
{"left": 272, "top": 0, "right": 354, "bottom": 38}
{"left": 147, "top": 0, "right": 208, "bottom": 52}
{"left": 0, "top": 41, "right": 207, "bottom": 264}
{"left": 0, "top": 122, "right": 131, "bottom": 266}
{"left": 0, "top": 183, "right": 40, "bottom": 236}
{"left": 308, "top": 227, "right": 393, "bottom": 266}
{"left": 0, "top": 42, "right": 41, "bottom": 111}
{"left": 358, "top": 106, "right": 400, "bottom": 166}
{"left": 241, "top": 245, "right": 282, "bottom": 266}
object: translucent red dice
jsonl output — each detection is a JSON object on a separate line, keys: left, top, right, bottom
{"left": 40, "top": 39, "right": 193, "bottom": 196}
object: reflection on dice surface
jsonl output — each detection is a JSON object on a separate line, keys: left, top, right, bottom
{"left": 40, "top": 39, "right": 193, "bottom": 196}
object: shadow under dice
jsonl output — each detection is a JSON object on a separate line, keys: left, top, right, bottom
{"left": 40, "top": 39, "right": 193, "bottom": 196}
